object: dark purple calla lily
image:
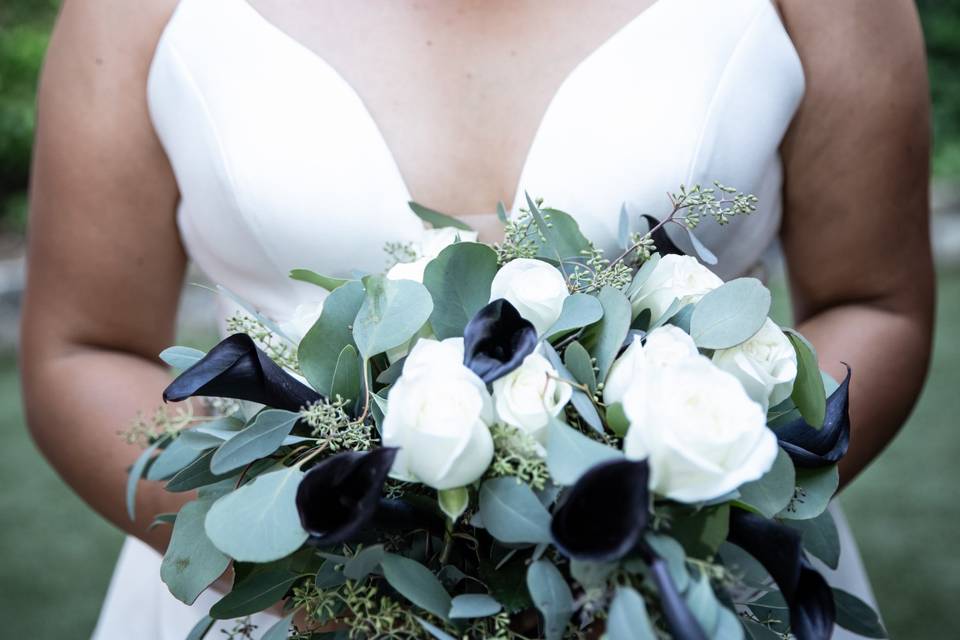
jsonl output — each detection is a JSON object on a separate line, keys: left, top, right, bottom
{"left": 640, "top": 544, "right": 709, "bottom": 640}
{"left": 550, "top": 458, "right": 651, "bottom": 563}
{"left": 728, "top": 509, "right": 835, "bottom": 640}
{"left": 296, "top": 448, "right": 433, "bottom": 546}
{"left": 775, "top": 367, "right": 852, "bottom": 468}
{"left": 463, "top": 299, "right": 538, "bottom": 384}
{"left": 642, "top": 214, "right": 685, "bottom": 257}
{"left": 163, "top": 333, "right": 320, "bottom": 412}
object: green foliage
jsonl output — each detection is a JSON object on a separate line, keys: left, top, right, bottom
{"left": 688, "top": 278, "right": 771, "bottom": 350}
{"left": 545, "top": 417, "right": 622, "bottom": 486}
{"left": 607, "top": 587, "right": 656, "bottom": 640}
{"left": 422, "top": 241, "right": 498, "bottom": 339}
{"left": 736, "top": 448, "right": 796, "bottom": 519}
{"left": 160, "top": 498, "right": 231, "bottom": 605}
{"left": 478, "top": 476, "right": 552, "bottom": 544}
{"left": 526, "top": 559, "right": 574, "bottom": 640}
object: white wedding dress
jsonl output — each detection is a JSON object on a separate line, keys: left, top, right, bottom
{"left": 92, "top": 0, "right": 878, "bottom": 637}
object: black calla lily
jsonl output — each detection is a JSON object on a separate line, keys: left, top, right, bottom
{"left": 642, "top": 214, "right": 685, "bottom": 257}
{"left": 163, "top": 333, "right": 320, "bottom": 412}
{"left": 640, "top": 544, "right": 709, "bottom": 640}
{"left": 463, "top": 299, "right": 538, "bottom": 384}
{"left": 550, "top": 458, "right": 651, "bottom": 563}
{"left": 728, "top": 509, "right": 835, "bottom": 640}
{"left": 775, "top": 367, "right": 852, "bottom": 468}
{"left": 296, "top": 448, "right": 433, "bottom": 546}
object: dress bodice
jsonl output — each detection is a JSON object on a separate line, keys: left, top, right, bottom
{"left": 146, "top": 0, "right": 804, "bottom": 324}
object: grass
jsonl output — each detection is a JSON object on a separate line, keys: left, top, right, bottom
{"left": 1, "top": 271, "right": 959, "bottom": 638}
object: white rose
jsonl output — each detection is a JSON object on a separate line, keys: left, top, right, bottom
{"left": 386, "top": 227, "right": 479, "bottom": 283}
{"left": 492, "top": 352, "right": 572, "bottom": 448}
{"left": 630, "top": 254, "right": 722, "bottom": 324}
{"left": 382, "top": 339, "right": 494, "bottom": 490}
{"left": 489, "top": 258, "right": 569, "bottom": 335}
{"left": 603, "top": 325, "right": 699, "bottom": 405}
{"left": 712, "top": 318, "right": 798, "bottom": 413}
{"left": 622, "top": 355, "right": 777, "bottom": 503}
{"left": 278, "top": 300, "right": 325, "bottom": 344}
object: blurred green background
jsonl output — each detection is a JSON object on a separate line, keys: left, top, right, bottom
{"left": 1, "top": 1, "right": 959, "bottom": 639}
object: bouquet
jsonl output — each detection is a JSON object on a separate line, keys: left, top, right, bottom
{"left": 128, "top": 186, "right": 886, "bottom": 640}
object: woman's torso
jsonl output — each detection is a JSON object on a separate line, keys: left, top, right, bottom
{"left": 146, "top": 0, "right": 804, "bottom": 323}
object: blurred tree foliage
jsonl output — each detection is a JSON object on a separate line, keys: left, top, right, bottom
{"left": 0, "top": 1, "right": 958, "bottom": 232}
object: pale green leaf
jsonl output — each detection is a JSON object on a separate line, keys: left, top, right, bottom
{"left": 161, "top": 499, "right": 230, "bottom": 605}
{"left": 607, "top": 587, "right": 656, "bottom": 640}
{"left": 423, "top": 242, "right": 498, "bottom": 339}
{"left": 353, "top": 276, "right": 434, "bottom": 359}
{"left": 546, "top": 418, "right": 623, "bottom": 485}
{"left": 298, "top": 280, "right": 365, "bottom": 396}
{"left": 526, "top": 560, "right": 573, "bottom": 640}
{"left": 689, "top": 278, "right": 771, "bottom": 349}
{"left": 380, "top": 554, "right": 452, "bottom": 620}
{"left": 478, "top": 477, "right": 552, "bottom": 544}
{"left": 209, "top": 410, "right": 299, "bottom": 475}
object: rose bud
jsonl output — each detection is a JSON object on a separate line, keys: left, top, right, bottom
{"left": 488, "top": 258, "right": 570, "bottom": 336}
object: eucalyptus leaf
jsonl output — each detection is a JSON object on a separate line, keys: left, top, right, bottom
{"left": 166, "top": 450, "right": 239, "bottom": 493}
{"left": 205, "top": 466, "right": 308, "bottom": 562}
{"left": 185, "top": 615, "right": 214, "bottom": 640}
{"left": 546, "top": 293, "right": 604, "bottom": 339}
{"left": 147, "top": 434, "right": 201, "bottom": 481}
{"left": 777, "top": 465, "right": 839, "bottom": 520}
{"left": 644, "top": 533, "right": 691, "bottom": 592}
{"left": 625, "top": 253, "right": 661, "bottom": 299}
{"left": 478, "top": 477, "right": 552, "bottom": 544}
{"left": 343, "top": 544, "right": 386, "bottom": 580}
{"left": 736, "top": 448, "right": 796, "bottom": 518}
{"left": 606, "top": 402, "right": 630, "bottom": 438}
{"left": 689, "top": 278, "right": 770, "bottom": 349}
{"left": 563, "top": 341, "right": 597, "bottom": 392}
{"left": 160, "top": 346, "right": 206, "bottom": 370}
{"left": 409, "top": 201, "right": 474, "bottom": 231}
{"left": 569, "top": 560, "right": 617, "bottom": 588}
{"left": 289, "top": 269, "right": 350, "bottom": 291}
{"left": 423, "top": 242, "right": 499, "bottom": 339}
{"left": 833, "top": 588, "right": 888, "bottom": 638}
{"left": 685, "top": 573, "right": 721, "bottom": 636}
{"left": 127, "top": 438, "right": 164, "bottom": 520}
{"left": 353, "top": 276, "right": 434, "bottom": 359}
{"left": 449, "top": 593, "right": 502, "bottom": 619}
{"left": 380, "top": 553, "right": 452, "bottom": 620}
{"left": 261, "top": 613, "right": 295, "bottom": 640}
{"left": 330, "top": 344, "right": 361, "bottom": 406}
{"left": 416, "top": 617, "right": 457, "bottom": 640}
{"left": 581, "top": 286, "right": 632, "bottom": 383}
{"left": 786, "top": 510, "right": 841, "bottom": 570}
{"left": 541, "top": 343, "right": 604, "bottom": 433}
{"left": 712, "top": 605, "right": 746, "bottom": 640}
{"left": 525, "top": 194, "right": 591, "bottom": 265}
{"left": 546, "top": 418, "right": 623, "bottom": 485}
{"left": 618, "top": 204, "right": 632, "bottom": 250}
{"left": 299, "top": 280, "right": 366, "bottom": 396}
{"left": 607, "top": 587, "right": 656, "bottom": 640}
{"left": 526, "top": 559, "right": 574, "bottom": 640}
{"left": 209, "top": 569, "right": 300, "bottom": 619}
{"left": 210, "top": 410, "right": 300, "bottom": 475}
{"left": 785, "top": 329, "right": 827, "bottom": 429}
{"left": 687, "top": 228, "right": 718, "bottom": 265}
{"left": 161, "top": 499, "right": 230, "bottom": 605}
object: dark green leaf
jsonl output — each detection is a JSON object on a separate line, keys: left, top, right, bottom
{"left": 785, "top": 329, "right": 827, "bottom": 429}
{"left": 785, "top": 510, "right": 840, "bottom": 570}
{"left": 343, "top": 545, "right": 385, "bottom": 580}
{"left": 330, "top": 344, "right": 361, "bottom": 406}
{"left": 668, "top": 504, "right": 731, "bottom": 560}
{"left": 833, "top": 588, "right": 887, "bottom": 638}
{"left": 778, "top": 465, "right": 839, "bottom": 520}
{"left": 209, "top": 569, "right": 300, "bottom": 619}
{"left": 409, "top": 201, "right": 474, "bottom": 231}
{"left": 146, "top": 436, "right": 202, "bottom": 481}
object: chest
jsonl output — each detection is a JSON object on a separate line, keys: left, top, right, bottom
{"left": 244, "top": 0, "right": 658, "bottom": 215}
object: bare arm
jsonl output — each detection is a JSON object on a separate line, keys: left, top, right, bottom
{"left": 777, "top": 0, "right": 935, "bottom": 486}
{"left": 20, "top": 0, "right": 190, "bottom": 551}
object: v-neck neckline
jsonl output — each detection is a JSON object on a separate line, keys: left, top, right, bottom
{"left": 231, "top": 0, "right": 674, "bottom": 218}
